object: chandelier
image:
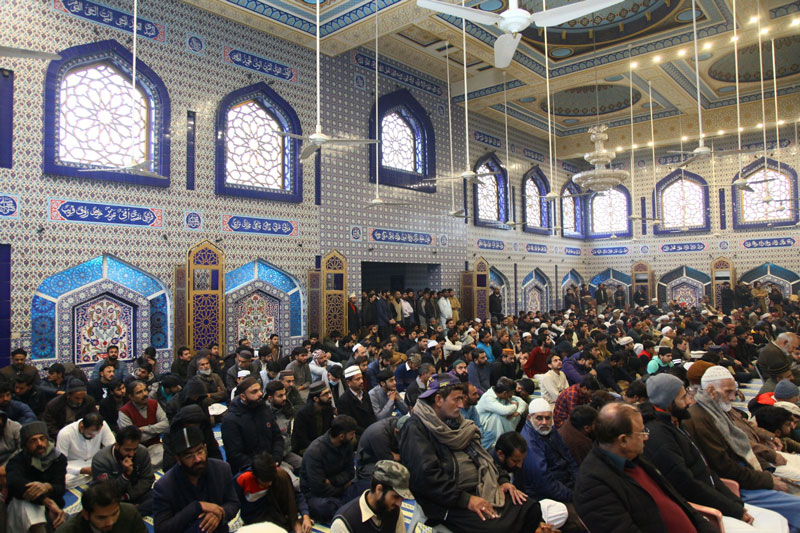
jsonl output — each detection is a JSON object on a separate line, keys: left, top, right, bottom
{"left": 572, "top": 124, "right": 629, "bottom": 192}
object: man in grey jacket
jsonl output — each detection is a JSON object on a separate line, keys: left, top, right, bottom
{"left": 92, "top": 425, "right": 155, "bottom": 515}
{"left": 368, "top": 370, "right": 409, "bottom": 420}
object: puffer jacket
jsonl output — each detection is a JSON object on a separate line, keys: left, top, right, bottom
{"left": 221, "top": 397, "right": 283, "bottom": 474}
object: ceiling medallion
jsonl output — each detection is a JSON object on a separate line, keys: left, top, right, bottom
{"left": 572, "top": 124, "right": 629, "bottom": 192}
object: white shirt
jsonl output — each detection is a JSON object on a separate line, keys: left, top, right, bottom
{"left": 438, "top": 297, "right": 453, "bottom": 320}
{"left": 55, "top": 420, "right": 115, "bottom": 474}
{"left": 400, "top": 299, "right": 414, "bottom": 318}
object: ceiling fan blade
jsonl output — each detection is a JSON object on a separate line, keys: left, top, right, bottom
{"left": 494, "top": 33, "right": 521, "bottom": 69}
{"left": 677, "top": 154, "right": 702, "bottom": 169}
{"left": 274, "top": 130, "right": 307, "bottom": 141}
{"left": 0, "top": 46, "right": 61, "bottom": 60}
{"left": 325, "top": 138, "right": 379, "bottom": 145}
{"left": 667, "top": 150, "right": 694, "bottom": 155}
{"left": 416, "top": 0, "right": 503, "bottom": 26}
{"left": 530, "top": 0, "right": 625, "bottom": 27}
{"left": 300, "top": 143, "right": 319, "bottom": 161}
{"left": 722, "top": 148, "right": 764, "bottom": 156}
{"left": 746, "top": 178, "right": 776, "bottom": 185}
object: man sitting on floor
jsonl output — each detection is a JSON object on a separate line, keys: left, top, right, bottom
{"left": 6, "top": 421, "right": 67, "bottom": 532}
{"left": 234, "top": 451, "right": 312, "bottom": 532}
{"left": 58, "top": 480, "right": 147, "bottom": 533}
{"left": 398, "top": 373, "right": 559, "bottom": 532}
{"left": 153, "top": 426, "right": 240, "bottom": 533}
{"left": 117, "top": 380, "right": 169, "bottom": 469}
{"left": 574, "top": 403, "right": 715, "bottom": 532}
{"left": 55, "top": 411, "right": 115, "bottom": 488}
{"left": 92, "top": 425, "right": 155, "bottom": 515}
{"left": 299, "top": 415, "right": 358, "bottom": 524}
{"left": 330, "top": 460, "right": 412, "bottom": 533}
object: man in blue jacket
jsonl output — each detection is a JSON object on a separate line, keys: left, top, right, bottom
{"left": 221, "top": 377, "right": 283, "bottom": 475}
{"left": 562, "top": 345, "right": 597, "bottom": 386}
{"left": 153, "top": 426, "right": 239, "bottom": 533}
{"left": 518, "top": 398, "right": 582, "bottom": 532}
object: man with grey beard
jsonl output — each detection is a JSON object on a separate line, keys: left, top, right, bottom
{"left": 684, "top": 365, "right": 800, "bottom": 530}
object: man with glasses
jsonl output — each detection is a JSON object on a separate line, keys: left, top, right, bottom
{"left": 575, "top": 402, "right": 715, "bottom": 532}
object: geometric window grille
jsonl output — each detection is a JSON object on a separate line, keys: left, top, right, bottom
{"left": 43, "top": 40, "right": 171, "bottom": 187}
{"left": 525, "top": 178, "right": 541, "bottom": 227}
{"left": 478, "top": 164, "right": 500, "bottom": 221}
{"left": 369, "top": 89, "right": 436, "bottom": 192}
{"left": 225, "top": 100, "right": 286, "bottom": 190}
{"left": 655, "top": 170, "right": 708, "bottom": 232}
{"left": 381, "top": 111, "right": 415, "bottom": 172}
{"left": 215, "top": 82, "right": 303, "bottom": 203}
{"left": 590, "top": 187, "right": 630, "bottom": 236}
{"left": 740, "top": 168, "right": 793, "bottom": 224}
{"left": 59, "top": 63, "right": 151, "bottom": 169}
{"left": 522, "top": 167, "right": 550, "bottom": 234}
{"left": 472, "top": 153, "right": 508, "bottom": 227}
{"left": 562, "top": 189, "right": 576, "bottom": 232}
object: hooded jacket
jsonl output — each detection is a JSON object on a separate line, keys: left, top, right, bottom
{"left": 221, "top": 396, "right": 283, "bottom": 474}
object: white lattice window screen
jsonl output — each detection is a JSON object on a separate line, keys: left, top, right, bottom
{"left": 59, "top": 63, "right": 150, "bottom": 167}
{"left": 740, "top": 168, "right": 793, "bottom": 223}
{"left": 661, "top": 179, "right": 705, "bottom": 228}
{"left": 592, "top": 189, "right": 627, "bottom": 233}
{"left": 562, "top": 191, "right": 576, "bottom": 232}
{"left": 477, "top": 164, "right": 499, "bottom": 221}
{"left": 381, "top": 112, "right": 415, "bottom": 172}
{"left": 525, "top": 179, "right": 542, "bottom": 227}
{"left": 225, "top": 100, "right": 285, "bottom": 190}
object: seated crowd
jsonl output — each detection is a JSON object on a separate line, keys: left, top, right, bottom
{"left": 2, "top": 283, "right": 800, "bottom": 532}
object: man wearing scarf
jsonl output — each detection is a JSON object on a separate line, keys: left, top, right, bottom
{"left": 6, "top": 420, "right": 67, "bottom": 531}
{"left": 399, "top": 373, "right": 556, "bottom": 532}
{"left": 684, "top": 365, "right": 800, "bottom": 530}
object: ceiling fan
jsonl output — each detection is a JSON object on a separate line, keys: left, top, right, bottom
{"left": 670, "top": 0, "right": 759, "bottom": 169}
{"left": 366, "top": 0, "right": 411, "bottom": 209}
{"left": 416, "top": 0, "right": 625, "bottom": 68}
{"left": 277, "top": 0, "right": 377, "bottom": 161}
{"left": 0, "top": 46, "right": 61, "bottom": 60}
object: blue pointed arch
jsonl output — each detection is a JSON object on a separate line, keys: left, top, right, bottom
{"left": 653, "top": 169, "right": 710, "bottom": 234}
{"left": 521, "top": 165, "right": 551, "bottom": 234}
{"left": 472, "top": 152, "right": 509, "bottom": 228}
{"left": 43, "top": 39, "right": 171, "bottom": 187}
{"left": 368, "top": 88, "right": 436, "bottom": 192}
{"left": 214, "top": 81, "right": 303, "bottom": 203}
{"left": 225, "top": 259, "right": 305, "bottom": 338}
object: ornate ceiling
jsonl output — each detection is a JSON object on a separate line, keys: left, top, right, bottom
{"left": 184, "top": 0, "right": 800, "bottom": 157}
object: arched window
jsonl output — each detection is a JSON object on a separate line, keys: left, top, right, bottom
{"left": 522, "top": 167, "right": 550, "bottom": 234}
{"left": 472, "top": 153, "right": 508, "bottom": 227}
{"left": 588, "top": 186, "right": 632, "bottom": 238}
{"left": 44, "top": 40, "right": 171, "bottom": 186}
{"left": 215, "top": 82, "right": 302, "bottom": 202}
{"left": 732, "top": 158, "right": 798, "bottom": 229}
{"left": 654, "top": 169, "right": 709, "bottom": 234}
{"left": 561, "top": 181, "right": 584, "bottom": 238}
{"left": 369, "top": 89, "right": 436, "bottom": 191}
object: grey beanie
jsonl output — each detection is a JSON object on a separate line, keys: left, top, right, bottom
{"left": 20, "top": 421, "right": 48, "bottom": 444}
{"left": 645, "top": 373, "right": 685, "bottom": 410}
{"left": 774, "top": 380, "right": 800, "bottom": 401}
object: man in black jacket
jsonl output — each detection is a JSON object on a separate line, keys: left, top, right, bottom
{"left": 336, "top": 366, "right": 376, "bottom": 442}
{"left": 574, "top": 402, "right": 716, "bottom": 533}
{"left": 642, "top": 373, "right": 788, "bottom": 532}
{"left": 299, "top": 415, "right": 358, "bottom": 523}
{"left": 595, "top": 352, "right": 633, "bottom": 394}
{"left": 6, "top": 421, "right": 67, "bottom": 531}
{"left": 292, "top": 383, "right": 334, "bottom": 456}
{"left": 399, "top": 373, "right": 553, "bottom": 532}
{"left": 221, "top": 377, "right": 283, "bottom": 475}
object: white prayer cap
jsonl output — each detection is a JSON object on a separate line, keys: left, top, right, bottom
{"left": 657, "top": 315, "right": 669, "bottom": 322}
{"left": 597, "top": 314, "right": 605, "bottom": 320}
{"left": 652, "top": 298, "right": 658, "bottom": 303}
{"left": 700, "top": 365, "right": 734, "bottom": 389}
{"left": 352, "top": 343, "right": 364, "bottom": 353}
{"left": 539, "top": 499, "right": 568, "bottom": 529}
{"left": 633, "top": 343, "right": 644, "bottom": 356}
{"left": 522, "top": 332, "right": 531, "bottom": 338}
{"left": 427, "top": 339, "right": 438, "bottom": 349}
{"left": 661, "top": 326, "right": 673, "bottom": 335}
{"left": 619, "top": 336, "right": 634, "bottom": 346}
{"left": 474, "top": 318, "right": 482, "bottom": 323}
{"left": 237, "top": 370, "right": 250, "bottom": 378}
{"left": 760, "top": 313, "right": 771, "bottom": 320}
{"left": 344, "top": 365, "right": 362, "bottom": 379}
{"left": 528, "top": 398, "right": 552, "bottom": 415}
{"left": 775, "top": 401, "right": 800, "bottom": 417}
